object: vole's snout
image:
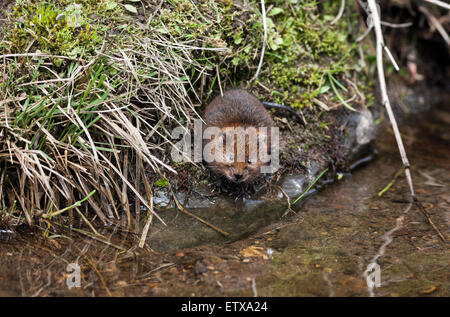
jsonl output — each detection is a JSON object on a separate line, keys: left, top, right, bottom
{"left": 234, "top": 173, "right": 243, "bottom": 181}
{"left": 230, "top": 168, "right": 250, "bottom": 183}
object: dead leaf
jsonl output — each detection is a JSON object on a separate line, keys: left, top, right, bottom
{"left": 240, "top": 246, "right": 267, "bottom": 259}
{"left": 420, "top": 286, "right": 437, "bottom": 294}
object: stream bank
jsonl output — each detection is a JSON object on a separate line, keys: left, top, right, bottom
{"left": 0, "top": 94, "right": 448, "bottom": 296}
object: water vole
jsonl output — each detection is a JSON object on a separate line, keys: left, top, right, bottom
{"left": 202, "top": 89, "right": 273, "bottom": 183}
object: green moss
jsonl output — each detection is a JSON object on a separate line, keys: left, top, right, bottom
{"left": 5, "top": 1, "right": 101, "bottom": 58}
{"left": 255, "top": 0, "right": 360, "bottom": 107}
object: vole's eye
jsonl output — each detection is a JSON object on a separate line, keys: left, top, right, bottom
{"left": 226, "top": 152, "right": 234, "bottom": 163}
{"left": 248, "top": 157, "right": 257, "bottom": 165}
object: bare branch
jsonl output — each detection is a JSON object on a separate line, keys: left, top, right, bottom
{"left": 356, "top": 25, "right": 373, "bottom": 42}
{"left": 383, "top": 45, "right": 400, "bottom": 71}
{"left": 251, "top": 0, "right": 267, "bottom": 84}
{"left": 367, "top": 0, "right": 415, "bottom": 199}
{"left": 380, "top": 21, "right": 413, "bottom": 28}
{"left": 423, "top": 0, "right": 450, "bottom": 11}
{"left": 331, "top": 0, "right": 346, "bottom": 25}
{"left": 419, "top": 6, "right": 450, "bottom": 46}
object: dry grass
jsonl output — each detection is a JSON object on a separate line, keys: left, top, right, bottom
{"left": 0, "top": 1, "right": 228, "bottom": 235}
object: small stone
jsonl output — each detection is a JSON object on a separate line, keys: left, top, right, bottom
{"left": 169, "top": 267, "right": 179, "bottom": 274}
{"left": 115, "top": 280, "right": 127, "bottom": 287}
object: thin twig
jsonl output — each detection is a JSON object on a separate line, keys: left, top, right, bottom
{"left": 0, "top": 52, "right": 84, "bottom": 61}
{"left": 71, "top": 227, "right": 126, "bottom": 251}
{"left": 167, "top": 182, "right": 230, "bottom": 237}
{"left": 383, "top": 45, "right": 400, "bottom": 71}
{"left": 378, "top": 169, "right": 404, "bottom": 197}
{"left": 419, "top": 6, "right": 450, "bottom": 46}
{"left": 356, "top": 25, "right": 373, "bottom": 42}
{"left": 414, "top": 200, "right": 446, "bottom": 241}
{"left": 331, "top": 0, "right": 346, "bottom": 25}
{"left": 271, "top": 185, "right": 294, "bottom": 217}
{"left": 216, "top": 64, "right": 223, "bottom": 97}
{"left": 313, "top": 98, "right": 330, "bottom": 111}
{"left": 251, "top": 0, "right": 267, "bottom": 84}
{"left": 367, "top": 0, "right": 415, "bottom": 200}
{"left": 380, "top": 21, "right": 413, "bottom": 28}
{"left": 423, "top": 0, "right": 450, "bottom": 11}
{"left": 41, "top": 190, "right": 96, "bottom": 219}
{"left": 138, "top": 157, "right": 155, "bottom": 248}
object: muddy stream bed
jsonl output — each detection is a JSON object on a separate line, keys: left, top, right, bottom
{"left": 0, "top": 101, "right": 449, "bottom": 297}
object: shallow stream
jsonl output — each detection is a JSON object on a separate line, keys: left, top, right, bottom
{"left": 0, "top": 102, "right": 448, "bottom": 296}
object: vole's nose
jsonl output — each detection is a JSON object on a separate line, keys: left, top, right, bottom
{"left": 234, "top": 173, "right": 243, "bottom": 181}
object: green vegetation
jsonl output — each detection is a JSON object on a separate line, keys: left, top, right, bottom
{"left": 0, "top": 0, "right": 373, "bottom": 233}
{"left": 293, "top": 167, "right": 329, "bottom": 205}
{"left": 7, "top": 1, "right": 100, "bottom": 57}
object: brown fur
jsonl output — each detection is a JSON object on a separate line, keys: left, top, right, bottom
{"left": 202, "top": 89, "right": 273, "bottom": 183}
